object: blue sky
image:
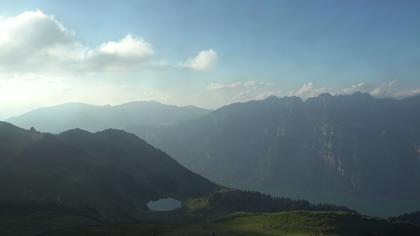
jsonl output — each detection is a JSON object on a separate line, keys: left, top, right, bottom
{"left": 0, "top": 0, "right": 420, "bottom": 118}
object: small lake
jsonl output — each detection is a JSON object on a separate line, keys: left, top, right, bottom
{"left": 147, "top": 198, "right": 182, "bottom": 211}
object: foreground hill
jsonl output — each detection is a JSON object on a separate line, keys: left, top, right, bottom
{"left": 1, "top": 189, "right": 357, "bottom": 235}
{"left": 0, "top": 121, "right": 218, "bottom": 221}
{"left": 42, "top": 211, "right": 420, "bottom": 236}
{"left": 4, "top": 188, "right": 412, "bottom": 236}
{"left": 145, "top": 93, "right": 420, "bottom": 216}
{"left": 7, "top": 101, "right": 211, "bottom": 133}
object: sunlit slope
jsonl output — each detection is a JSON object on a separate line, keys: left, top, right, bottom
{"left": 43, "top": 211, "right": 420, "bottom": 236}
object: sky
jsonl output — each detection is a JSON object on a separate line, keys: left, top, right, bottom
{"left": 0, "top": 0, "right": 420, "bottom": 119}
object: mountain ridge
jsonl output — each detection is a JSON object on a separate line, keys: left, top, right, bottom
{"left": 144, "top": 92, "right": 420, "bottom": 216}
{"left": 6, "top": 100, "right": 212, "bottom": 134}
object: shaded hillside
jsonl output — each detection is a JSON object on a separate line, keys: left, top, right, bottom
{"left": 0, "top": 122, "right": 218, "bottom": 221}
{"left": 0, "top": 200, "right": 101, "bottom": 236}
{"left": 145, "top": 93, "right": 420, "bottom": 216}
{"left": 7, "top": 101, "right": 211, "bottom": 134}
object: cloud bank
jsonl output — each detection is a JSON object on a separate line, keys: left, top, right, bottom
{"left": 207, "top": 80, "right": 420, "bottom": 105}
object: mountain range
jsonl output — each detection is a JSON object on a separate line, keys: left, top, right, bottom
{"left": 143, "top": 93, "right": 420, "bottom": 216}
{"left": 7, "top": 93, "right": 420, "bottom": 216}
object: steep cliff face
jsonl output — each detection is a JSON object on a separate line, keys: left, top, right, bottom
{"left": 253, "top": 94, "right": 420, "bottom": 200}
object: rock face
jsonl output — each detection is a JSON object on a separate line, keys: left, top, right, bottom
{"left": 145, "top": 93, "right": 420, "bottom": 216}
{"left": 0, "top": 122, "right": 219, "bottom": 220}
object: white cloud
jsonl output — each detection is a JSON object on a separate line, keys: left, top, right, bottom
{"left": 180, "top": 49, "right": 217, "bottom": 71}
{"left": 97, "top": 34, "right": 154, "bottom": 58}
{"left": 288, "top": 80, "right": 420, "bottom": 99}
{"left": 207, "top": 81, "right": 259, "bottom": 90}
{"left": 0, "top": 10, "right": 76, "bottom": 70}
{"left": 206, "top": 80, "right": 420, "bottom": 107}
{"left": 288, "top": 82, "right": 330, "bottom": 98}
{"left": 369, "top": 80, "right": 399, "bottom": 97}
{"left": 81, "top": 34, "right": 155, "bottom": 72}
{"left": 341, "top": 82, "right": 369, "bottom": 94}
{"left": 394, "top": 88, "right": 420, "bottom": 98}
{"left": 205, "top": 80, "right": 282, "bottom": 104}
{"left": 0, "top": 10, "right": 156, "bottom": 73}
{"left": 0, "top": 10, "right": 219, "bottom": 74}
{"left": 0, "top": 10, "right": 73, "bottom": 48}
{"left": 0, "top": 10, "right": 217, "bottom": 74}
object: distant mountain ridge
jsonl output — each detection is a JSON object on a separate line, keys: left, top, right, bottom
{"left": 144, "top": 93, "right": 420, "bottom": 216}
{"left": 7, "top": 101, "right": 211, "bottom": 134}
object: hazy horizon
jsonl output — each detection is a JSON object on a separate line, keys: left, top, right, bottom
{"left": 3, "top": 90, "right": 420, "bottom": 121}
